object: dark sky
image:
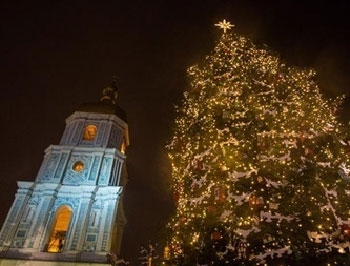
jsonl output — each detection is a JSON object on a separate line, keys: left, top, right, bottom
{"left": 1, "top": 0, "right": 350, "bottom": 262}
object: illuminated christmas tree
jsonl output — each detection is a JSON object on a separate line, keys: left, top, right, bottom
{"left": 166, "top": 20, "right": 350, "bottom": 265}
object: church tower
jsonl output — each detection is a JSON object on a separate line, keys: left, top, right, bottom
{"left": 0, "top": 80, "right": 128, "bottom": 265}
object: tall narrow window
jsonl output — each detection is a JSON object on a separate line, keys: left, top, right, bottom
{"left": 22, "top": 206, "right": 34, "bottom": 223}
{"left": 121, "top": 138, "right": 126, "bottom": 154}
{"left": 46, "top": 206, "right": 72, "bottom": 253}
{"left": 89, "top": 210, "right": 98, "bottom": 227}
{"left": 83, "top": 125, "right": 97, "bottom": 141}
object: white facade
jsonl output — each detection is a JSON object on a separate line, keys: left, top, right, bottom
{"left": 0, "top": 100, "right": 128, "bottom": 264}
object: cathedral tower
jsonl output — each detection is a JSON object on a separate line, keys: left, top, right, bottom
{"left": 0, "top": 80, "right": 128, "bottom": 265}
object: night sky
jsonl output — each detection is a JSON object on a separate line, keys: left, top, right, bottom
{"left": 1, "top": 1, "right": 350, "bottom": 261}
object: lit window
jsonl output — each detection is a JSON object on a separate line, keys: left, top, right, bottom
{"left": 121, "top": 139, "right": 126, "bottom": 154}
{"left": 83, "top": 125, "right": 97, "bottom": 141}
{"left": 47, "top": 206, "right": 72, "bottom": 253}
{"left": 73, "top": 161, "right": 84, "bottom": 172}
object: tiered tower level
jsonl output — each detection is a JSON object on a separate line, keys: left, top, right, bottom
{"left": 0, "top": 81, "right": 129, "bottom": 264}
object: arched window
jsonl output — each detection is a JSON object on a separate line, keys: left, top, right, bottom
{"left": 46, "top": 206, "right": 72, "bottom": 253}
{"left": 83, "top": 125, "right": 97, "bottom": 141}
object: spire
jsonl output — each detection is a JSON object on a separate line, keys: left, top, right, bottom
{"left": 100, "top": 75, "right": 119, "bottom": 104}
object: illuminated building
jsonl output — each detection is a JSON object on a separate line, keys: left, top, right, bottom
{"left": 0, "top": 80, "right": 128, "bottom": 265}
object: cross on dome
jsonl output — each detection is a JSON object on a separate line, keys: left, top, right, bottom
{"left": 101, "top": 75, "right": 119, "bottom": 104}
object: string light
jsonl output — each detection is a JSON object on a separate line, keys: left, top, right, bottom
{"left": 166, "top": 21, "right": 350, "bottom": 264}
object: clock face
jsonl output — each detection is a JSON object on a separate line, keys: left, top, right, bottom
{"left": 73, "top": 161, "right": 84, "bottom": 172}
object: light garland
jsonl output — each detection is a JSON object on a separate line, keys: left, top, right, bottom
{"left": 166, "top": 20, "right": 350, "bottom": 264}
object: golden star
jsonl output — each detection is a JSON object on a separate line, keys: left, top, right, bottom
{"left": 215, "top": 19, "right": 234, "bottom": 33}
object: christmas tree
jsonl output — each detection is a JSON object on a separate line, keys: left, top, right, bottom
{"left": 166, "top": 20, "right": 350, "bottom": 265}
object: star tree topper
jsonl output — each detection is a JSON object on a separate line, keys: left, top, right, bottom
{"left": 215, "top": 19, "right": 234, "bottom": 33}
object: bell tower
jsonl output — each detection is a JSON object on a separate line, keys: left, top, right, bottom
{"left": 0, "top": 80, "right": 128, "bottom": 264}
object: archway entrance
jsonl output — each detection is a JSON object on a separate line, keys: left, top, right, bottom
{"left": 46, "top": 206, "right": 72, "bottom": 252}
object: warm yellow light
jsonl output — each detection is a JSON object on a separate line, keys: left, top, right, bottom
{"left": 72, "top": 161, "right": 84, "bottom": 172}
{"left": 47, "top": 206, "right": 72, "bottom": 253}
{"left": 83, "top": 124, "right": 97, "bottom": 141}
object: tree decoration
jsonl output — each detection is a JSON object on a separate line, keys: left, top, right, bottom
{"left": 211, "top": 230, "right": 222, "bottom": 241}
{"left": 172, "top": 190, "right": 180, "bottom": 203}
{"left": 342, "top": 224, "right": 350, "bottom": 240}
{"left": 192, "top": 157, "right": 204, "bottom": 170}
{"left": 249, "top": 195, "right": 264, "bottom": 208}
{"left": 214, "top": 19, "right": 234, "bottom": 34}
{"left": 263, "top": 234, "right": 275, "bottom": 244}
{"left": 237, "top": 241, "right": 248, "bottom": 260}
{"left": 166, "top": 19, "right": 350, "bottom": 264}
